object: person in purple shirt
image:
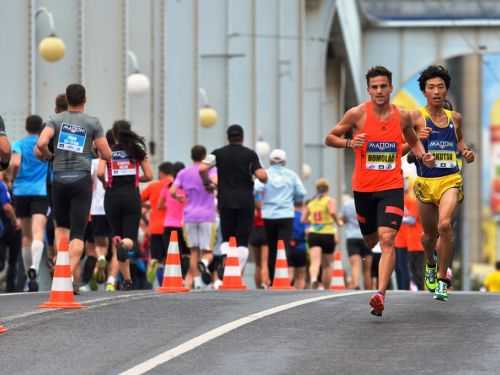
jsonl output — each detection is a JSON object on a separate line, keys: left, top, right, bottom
{"left": 170, "top": 145, "right": 217, "bottom": 288}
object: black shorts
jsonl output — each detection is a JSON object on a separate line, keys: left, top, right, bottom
{"left": 52, "top": 173, "right": 92, "bottom": 241}
{"left": 353, "top": 188, "right": 404, "bottom": 236}
{"left": 287, "top": 244, "right": 307, "bottom": 268}
{"left": 84, "top": 215, "right": 111, "bottom": 243}
{"left": 104, "top": 188, "right": 141, "bottom": 241}
{"left": 249, "top": 226, "right": 267, "bottom": 247}
{"left": 13, "top": 195, "right": 49, "bottom": 218}
{"left": 347, "top": 238, "right": 372, "bottom": 258}
{"left": 307, "top": 233, "right": 335, "bottom": 254}
{"left": 219, "top": 206, "right": 254, "bottom": 247}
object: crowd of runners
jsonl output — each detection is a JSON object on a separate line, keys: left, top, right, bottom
{"left": 0, "top": 64, "right": 475, "bottom": 316}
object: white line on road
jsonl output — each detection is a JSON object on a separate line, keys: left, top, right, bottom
{"left": 119, "top": 291, "right": 370, "bottom": 375}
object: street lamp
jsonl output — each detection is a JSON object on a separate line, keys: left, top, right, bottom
{"left": 126, "top": 50, "right": 150, "bottom": 95}
{"left": 256, "top": 137, "right": 271, "bottom": 159}
{"left": 35, "top": 8, "right": 65, "bottom": 62}
{"left": 302, "top": 163, "right": 312, "bottom": 179}
{"left": 199, "top": 88, "right": 218, "bottom": 128}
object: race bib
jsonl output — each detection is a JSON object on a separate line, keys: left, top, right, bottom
{"left": 57, "top": 123, "right": 87, "bottom": 153}
{"left": 428, "top": 140, "right": 457, "bottom": 169}
{"left": 366, "top": 141, "right": 396, "bottom": 171}
{"left": 111, "top": 150, "right": 137, "bottom": 176}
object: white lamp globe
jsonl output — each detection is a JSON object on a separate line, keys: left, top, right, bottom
{"left": 256, "top": 141, "right": 271, "bottom": 159}
{"left": 39, "top": 35, "right": 65, "bottom": 62}
{"left": 127, "top": 73, "right": 150, "bottom": 95}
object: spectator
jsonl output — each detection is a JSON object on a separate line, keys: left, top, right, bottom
{"left": 254, "top": 149, "right": 306, "bottom": 283}
{"left": 484, "top": 261, "right": 500, "bottom": 292}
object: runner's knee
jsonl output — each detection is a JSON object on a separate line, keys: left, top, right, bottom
{"left": 437, "top": 219, "right": 452, "bottom": 237}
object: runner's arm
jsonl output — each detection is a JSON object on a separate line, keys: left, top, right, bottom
{"left": 35, "top": 126, "right": 54, "bottom": 161}
{"left": 96, "top": 159, "right": 107, "bottom": 187}
{"left": 94, "top": 136, "right": 112, "bottom": 161}
{"left": 453, "top": 112, "right": 475, "bottom": 163}
{"left": 325, "top": 107, "right": 362, "bottom": 149}
{"left": 2, "top": 202, "right": 18, "bottom": 228}
{"left": 139, "top": 158, "right": 153, "bottom": 182}
{"left": 301, "top": 205, "right": 310, "bottom": 224}
{"left": 401, "top": 111, "right": 434, "bottom": 167}
{"left": 0, "top": 116, "right": 11, "bottom": 168}
{"left": 328, "top": 198, "right": 342, "bottom": 226}
{"left": 157, "top": 189, "right": 166, "bottom": 210}
{"left": 9, "top": 153, "right": 20, "bottom": 180}
{"left": 401, "top": 111, "right": 430, "bottom": 155}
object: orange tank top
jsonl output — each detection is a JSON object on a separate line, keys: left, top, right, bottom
{"left": 352, "top": 102, "right": 404, "bottom": 192}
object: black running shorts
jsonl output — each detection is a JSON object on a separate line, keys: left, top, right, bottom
{"left": 353, "top": 188, "right": 404, "bottom": 236}
{"left": 13, "top": 195, "right": 49, "bottom": 218}
{"left": 346, "top": 238, "right": 372, "bottom": 258}
{"left": 307, "top": 233, "right": 336, "bottom": 254}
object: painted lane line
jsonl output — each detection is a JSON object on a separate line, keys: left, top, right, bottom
{"left": 119, "top": 290, "right": 370, "bottom": 375}
{"left": 2, "top": 291, "right": 154, "bottom": 323}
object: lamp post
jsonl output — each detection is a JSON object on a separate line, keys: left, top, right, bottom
{"left": 35, "top": 8, "right": 65, "bottom": 62}
{"left": 199, "top": 88, "right": 218, "bottom": 128}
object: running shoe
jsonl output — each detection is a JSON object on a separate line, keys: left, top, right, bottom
{"left": 27, "top": 268, "right": 39, "bottom": 292}
{"left": 433, "top": 279, "right": 449, "bottom": 301}
{"left": 73, "top": 283, "right": 80, "bottom": 296}
{"left": 121, "top": 279, "right": 134, "bottom": 291}
{"left": 79, "top": 284, "right": 91, "bottom": 293}
{"left": 369, "top": 292, "right": 385, "bottom": 317}
{"left": 311, "top": 281, "right": 321, "bottom": 290}
{"left": 197, "top": 261, "right": 212, "bottom": 285}
{"left": 424, "top": 257, "right": 438, "bottom": 292}
{"left": 89, "top": 273, "right": 98, "bottom": 291}
{"left": 105, "top": 282, "right": 116, "bottom": 292}
{"left": 147, "top": 259, "right": 159, "bottom": 285}
{"left": 95, "top": 258, "right": 108, "bottom": 284}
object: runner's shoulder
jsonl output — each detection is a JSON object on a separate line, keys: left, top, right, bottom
{"left": 450, "top": 110, "right": 462, "bottom": 124}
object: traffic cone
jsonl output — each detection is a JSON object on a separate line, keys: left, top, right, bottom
{"left": 271, "top": 240, "right": 294, "bottom": 290}
{"left": 40, "top": 238, "right": 83, "bottom": 309}
{"left": 0, "top": 324, "right": 7, "bottom": 334}
{"left": 156, "top": 231, "right": 189, "bottom": 293}
{"left": 220, "top": 237, "right": 246, "bottom": 291}
{"left": 330, "top": 250, "right": 346, "bottom": 291}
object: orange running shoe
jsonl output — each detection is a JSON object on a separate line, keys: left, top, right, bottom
{"left": 369, "top": 292, "right": 385, "bottom": 317}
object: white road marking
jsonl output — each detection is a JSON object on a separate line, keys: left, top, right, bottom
{"left": 119, "top": 291, "right": 370, "bottom": 375}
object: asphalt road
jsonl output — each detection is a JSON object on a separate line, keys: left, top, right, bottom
{"left": 1, "top": 290, "right": 499, "bottom": 375}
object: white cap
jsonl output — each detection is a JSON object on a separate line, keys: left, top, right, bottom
{"left": 270, "top": 149, "right": 286, "bottom": 163}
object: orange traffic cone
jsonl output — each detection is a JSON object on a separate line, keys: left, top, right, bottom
{"left": 271, "top": 240, "right": 294, "bottom": 290}
{"left": 0, "top": 324, "right": 7, "bottom": 334}
{"left": 156, "top": 231, "right": 189, "bottom": 293}
{"left": 330, "top": 250, "right": 346, "bottom": 291}
{"left": 40, "top": 238, "right": 83, "bottom": 309}
{"left": 220, "top": 237, "right": 246, "bottom": 291}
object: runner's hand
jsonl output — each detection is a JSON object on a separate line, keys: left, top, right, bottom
{"left": 418, "top": 127, "right": 432, "bottom": 140}
{"left": 462, "top": 148, "right": 475, "bottom": 163}
{"left": 421, "top": 152, "right": 435, "bottom": 168}
{"left": 351, "top": 133, "right": 366, "bottom": 148}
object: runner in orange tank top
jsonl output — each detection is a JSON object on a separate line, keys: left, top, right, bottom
{"left": 325, "top": 66, "right": 435, "bottom": 317}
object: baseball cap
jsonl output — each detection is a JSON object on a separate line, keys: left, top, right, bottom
{"left": 270, "top": 149, "right": 286, "bottom": 163}
{"left": 226, "top": 124, "right": 244, "bottom": 138}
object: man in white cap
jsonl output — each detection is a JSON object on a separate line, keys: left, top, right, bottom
{"left": 254, "top": 149, "right": 306, "bottom": 284}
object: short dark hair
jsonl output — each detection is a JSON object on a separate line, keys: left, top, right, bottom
{"left": 25, "top": 115, "right": 44, "bottom": 134}
{"left": 66, "top": 83, "right": 86, "bottom": 106}
{"left": 366, "top": 66, "right": 392, "bottom": 86}
{"left": 191, "top": 145, "right": 207, "bottom": 162}
{"left": 227, "top": 124, "right": 244, "bottom": 143}
{"left": 418, "top": 65, "right": 451, "bottom": 92}
{"left": 173, "top": 161, "right": 185, "bottom": 178}
{"left": 158, "top": 162, "right": 174, "bottom": 176}
{"left": 55, "top": 94, "right": 68, "bottom": 113}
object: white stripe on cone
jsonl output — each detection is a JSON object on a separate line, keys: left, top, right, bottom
{"left": 51, "top": 277, "right": 74, "bottom": 292}
{"left": 333, "top": 260, "right": 342, "bottom": 269}
{"left": 56, "top": 252, "right": 70, "bottom": 265}
{"left": 274, "top": 268, "right": 289, "bottom": 278}
{"left": 164, "top": 266, "right": 182, "bottom": 277}
{"left": 277, "top": 249, "right": 286, "bottom": 260}
{"left": 223, "top": 266, "right": 241, "bottom": 276}
{"left": 168, "top": 243, "right": 179, "bottom": 254}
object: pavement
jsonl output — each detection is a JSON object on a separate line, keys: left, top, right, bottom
{"left": 1, "top": 290, "right": 499, "bottom": 375}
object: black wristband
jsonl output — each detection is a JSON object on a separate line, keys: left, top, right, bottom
{"left": 0, "top": 159, "right": 9, "bottom": 170}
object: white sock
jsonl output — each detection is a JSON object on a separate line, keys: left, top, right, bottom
{"left": 194, "top": 276, "right": 203, "bottom": 288}
{"left": 107, "top": 276, "right": 116, "bottom": 285}
{"left": 98, "top": 255, "right": 106, "bottom": 262}
{"left": 31, "top": 240, "right": 44, "bottom": 273}
{"left": 201, "top": 258, "right": 209, "bottom": 268}
{"left": 22, "top": 247, "right": 32, "bottom": 273}
{"left": 237, "top": 246, "right": 249, "bottom": 271}
{"left": 219, "top": 242, "right": 230, "bottom": 256}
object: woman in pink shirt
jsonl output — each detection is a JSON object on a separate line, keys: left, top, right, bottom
{"left": 157, "top": 162, "right": 190, "bottom": 285}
